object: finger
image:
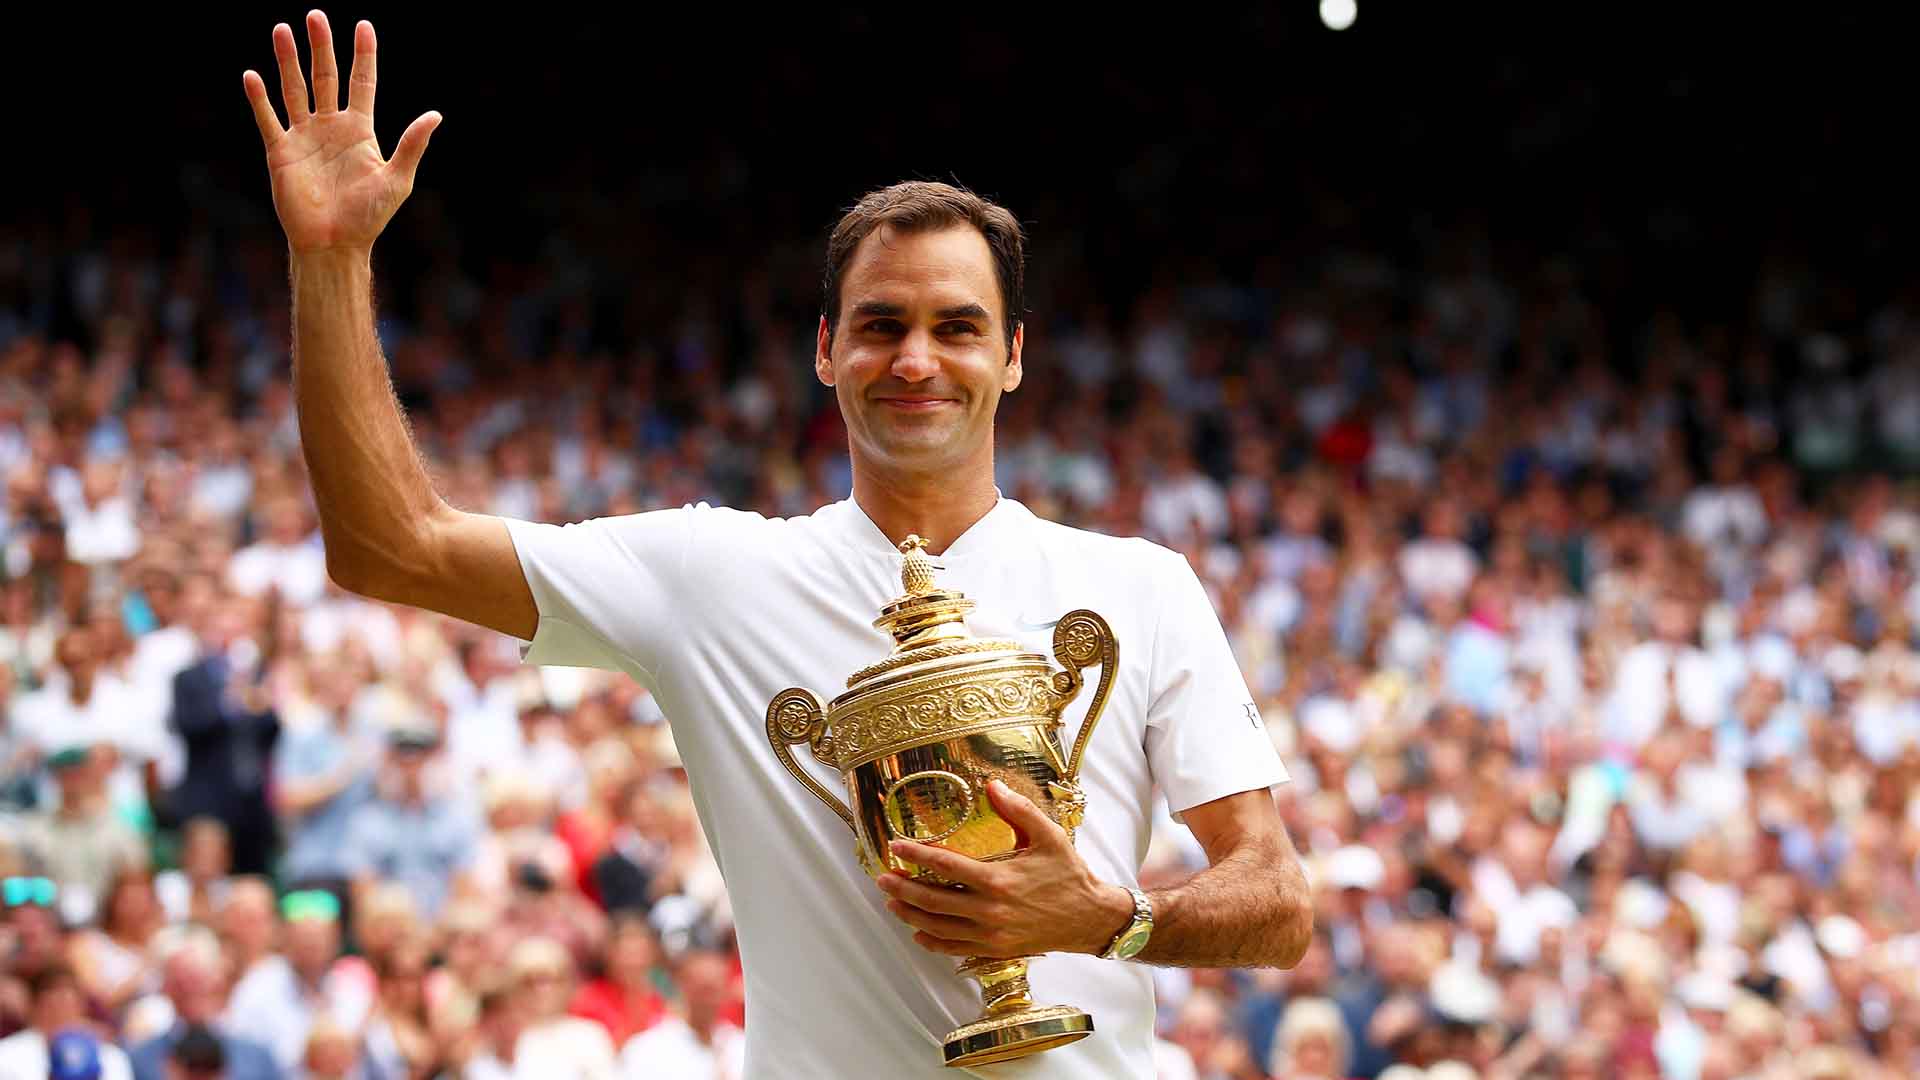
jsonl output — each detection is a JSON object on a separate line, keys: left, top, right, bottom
{"left": 307, "top": 10, "right": 341, "bottom": 114}
{"left": 876, "top": 871, "right": 985, "bottom": 917}
{"left": 885, "top": 900, "right": 984, "bottom": 944}
{"left": 347, "top": 20, "right": 376, "bottom": 117}
{"left": 272, "top": 23, "right": 309, "bottom": 123}
{"left": 910, "top": 932, "right": 976, "bottom": 958}
{"left": 388, "top": 111, "right": 443, "bottom": 186}
{"left": 984, "top": 779, "right": 1066, "bottom": 850}
{"left": 887, "top": 840, "right": 996, "bottom": 890}
{"left": 242, "top": 71, "right": 285, "bottom": 147}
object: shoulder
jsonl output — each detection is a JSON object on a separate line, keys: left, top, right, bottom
{"left": 1020, "top": 509, "right": 1194, "bottom": 581}
{"left": 226, "top": 1034, "right": 277, "bottom": 1065}
{"left": 126, "top": 1032, "right": 168, "bottom": 1063}
{"left": 546, "top": 501, "right": 837, "bottom": 567}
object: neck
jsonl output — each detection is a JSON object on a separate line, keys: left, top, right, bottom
{"left": 688, "top": 1009, "right": 717, "bottom": 1043}
{"left": 851, "top": 458, "right": 999, "bottom": 555}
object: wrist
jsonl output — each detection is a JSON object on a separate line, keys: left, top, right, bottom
{"left": 1085, "top": 883, "right": 1136, "bottom": 956}
{"left": 290, "top": 245, "right": 373, "bottom": 272}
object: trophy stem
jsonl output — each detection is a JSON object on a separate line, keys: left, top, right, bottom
{"left": 965, "top": 956, "right": 1035, "bottom": 1016}
{"left": 942, "top": 956, "right": 1094, "bottom": 1068}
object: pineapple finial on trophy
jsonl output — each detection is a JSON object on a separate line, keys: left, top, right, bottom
{"left": 899, "top": 535, "right": 937, "bottom": 596}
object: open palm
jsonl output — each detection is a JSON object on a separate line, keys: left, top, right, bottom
{"left": 243, "top": 12, "right": 441, "bottom": 255}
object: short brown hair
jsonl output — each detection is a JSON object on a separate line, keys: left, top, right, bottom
{"left": 822, "top": 181, "right": 1026, "bottom": 354}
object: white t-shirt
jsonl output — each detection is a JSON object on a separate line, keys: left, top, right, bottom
{"left": 0, "top": 1029, "right": 134, "bottom": 1080}
{"left": 619, "top": 1017, "right": 745, "bottom": 1080}
{"left": 503, "top": 497, "right": 1288, "bottom": 1080}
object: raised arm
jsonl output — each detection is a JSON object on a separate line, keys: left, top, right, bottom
{"left": 244, "top": 12, "right": 535, "bottom": 640}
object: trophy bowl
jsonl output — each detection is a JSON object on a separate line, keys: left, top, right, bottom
{"left": 766, "top": 536, "right": 1118, "bottom": 1068}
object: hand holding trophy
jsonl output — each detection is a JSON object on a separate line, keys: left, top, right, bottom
{"left": 766, "top": 537, "right": 1118, "bottom": 1068}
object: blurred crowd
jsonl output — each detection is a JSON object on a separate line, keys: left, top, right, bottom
{"left": 3, "top": 198, "right": 1920, "bottom": 1080}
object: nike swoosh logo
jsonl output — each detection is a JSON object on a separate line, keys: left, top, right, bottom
{"left": 1012, "top": 614, "right": 1061, "bottom": 631}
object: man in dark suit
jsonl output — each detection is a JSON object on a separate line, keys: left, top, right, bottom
{"left": 166, "top": 595, "right": 280, "bottom": 876}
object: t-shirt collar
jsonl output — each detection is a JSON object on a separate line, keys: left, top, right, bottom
{"left": 839, "top": 489, "right": 1022, "bottom": 562}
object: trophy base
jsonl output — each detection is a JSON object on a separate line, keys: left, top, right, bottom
{"left": 942, "top": 1005, "right": 1094, "bottom": 1068}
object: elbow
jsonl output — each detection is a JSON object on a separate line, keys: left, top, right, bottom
{"left": 1266, "top": 848, "right": 1314, "bottom": 969}
{"left": 1274, "top": 889, "right": 1315, "bottom": 969}
{"left": 325, "top": 550, "right": 408, "bottom": 604}
{"left": 324, "top": 551, "right": 378, "bottom": 598}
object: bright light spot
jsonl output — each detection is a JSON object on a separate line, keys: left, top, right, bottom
{"left": 1319, "top": 0, "right": 1357, "bottom": 30}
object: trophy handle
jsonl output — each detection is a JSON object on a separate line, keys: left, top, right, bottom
{"left": 765, "top": 687, "right": 858, "bottom": 834}
{"left": 1050, "top": 610, "right": 1117, "bottom": 783}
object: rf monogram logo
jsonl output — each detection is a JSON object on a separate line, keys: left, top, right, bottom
{"left": 1242, "top": 702, "right": 1261, "bottom": 729}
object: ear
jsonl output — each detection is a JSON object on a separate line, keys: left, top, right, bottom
{"left": 815, "top": 315, "right": 835, "bottom": 387}
{"left": 1002, "top": 321, "right": 1024, "bottom": 394}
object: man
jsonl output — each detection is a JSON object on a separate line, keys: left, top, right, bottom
{"left": 165, "top": 595, "right": 281, "bottom": 875}
{"left": 12, "top": 747, "right": 146, "bottom": 922}
{"left": 243, "top": 13, "right": 1310, "bottom": 1077}
{"left": 619, "top": 948, "right": 744, "bottom": 1079}
{"left": 225, "top": 890, "right": 373, "bottom": 1073}
{"left": 337, "top": 721, "right": 481, "bottom": 922}
{"left": 128, "top": 934, "right": 280, "bottom": 1080}
{"left": 0, "top": 967, "right": 133, "bottom": 1079}
{"left": 9, "top": 625, "right": 156, "bottom": 823}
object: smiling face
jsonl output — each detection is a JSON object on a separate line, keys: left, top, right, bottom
{"left": 816, "top": 224, "right": 1023, "bottom": 482}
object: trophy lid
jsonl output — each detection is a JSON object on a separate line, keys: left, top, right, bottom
{"left": 849, "top": 536, "right": 1027, "bottom": 689}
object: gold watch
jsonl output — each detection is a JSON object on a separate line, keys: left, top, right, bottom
{"left": 1100, "top": 886, "right": 1154, "bottom": 960}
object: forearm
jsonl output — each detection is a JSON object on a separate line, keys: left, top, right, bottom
{"left": 290, "top": 248, "right": 442, "bottom": 588}
{"left": 1131, "top": 836, "right": 1312, "bottom": 968}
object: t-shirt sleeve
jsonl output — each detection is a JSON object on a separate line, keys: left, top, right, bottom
{"left": 1142, "top": 548, "right": 1290, "bottom": 822}
{"left": 499, "top": 508, "right": 696, "bottom": 679}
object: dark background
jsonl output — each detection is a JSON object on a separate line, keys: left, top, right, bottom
{"left": 10, "top": 8, "right": 1917, "bottom": 344}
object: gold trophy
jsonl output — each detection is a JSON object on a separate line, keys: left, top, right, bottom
{"left": 765, "top": 536, "right": 1118, "bottom": 1068}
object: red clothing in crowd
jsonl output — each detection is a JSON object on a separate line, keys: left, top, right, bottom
{"left": 570, "top": 977, "right": 670, "bottom": 1046}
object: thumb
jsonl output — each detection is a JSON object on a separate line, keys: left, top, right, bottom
{"left": 985, "top": 779, "right": 1064, "bottom": 850}
{"left": 389, "top": 111, "right": 443, "bottom": 186}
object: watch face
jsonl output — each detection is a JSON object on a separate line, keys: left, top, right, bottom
{"left": 1115, "top": 926, "right": 1151, "bottom": 960}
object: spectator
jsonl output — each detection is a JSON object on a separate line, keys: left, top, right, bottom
{"left": 269, "top": 661, "right": 372, "bottom": 903}
{"left": 127, "top": 932, "right": 278, "bottom": 1080}
{"left": 164, "top": 598, "right": 279, "bottom": 875}
{"left": 568, "top": 914, "right": 667, "bottom": 1048}
{"left": 484, "top": 937, "right": 610, "bottom": 1077}
{"left": 224, "top": 891, "right": 371, "bottom": 1074}
{"left": 0, "top": 967, "right": 133, "bottom": 1079}
{"left": 1267, "top": 997, "right": 1352, "bottom": 1080}
{"left": 68, "top": 869, "right": 165, "bottom": 1015}
{"left": 617, "top": 948, "right": 741, "bottom": 1080}
{"left": 339, "top": 721, "right": 480, "bottom": 924}
{"left": 154, "top": 819, "right": 233, "bottom": 930}
{"left": 12, "top": 749, "right": 146, "bottom": 923}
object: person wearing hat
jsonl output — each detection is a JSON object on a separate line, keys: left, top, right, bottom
{"left": 11, "top": 743, "right": 147, "bottom": 924}
{"left": 0, "top": 966, "right": 133, "bottom": 1079}
{"left": 337, "top": 717, "right": 481, "bottom": 922}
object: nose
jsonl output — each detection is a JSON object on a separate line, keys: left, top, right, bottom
{"left": 890, "top": 327, "right": 939, "bottom": 383}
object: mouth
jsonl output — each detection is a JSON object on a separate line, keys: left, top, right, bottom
{"left": 875, "top": 397, "right": 956, "bottom": 411}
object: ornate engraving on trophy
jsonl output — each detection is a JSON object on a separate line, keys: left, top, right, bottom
{"left": 764, "top": 536, "right": 1118, "bottom": 1068}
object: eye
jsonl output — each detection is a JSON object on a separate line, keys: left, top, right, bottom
{"left": 939, "top": 322, "right": 982, "bottom": 335}
{"left": 864, "top": 319, "right": 904, "bottom": 334}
